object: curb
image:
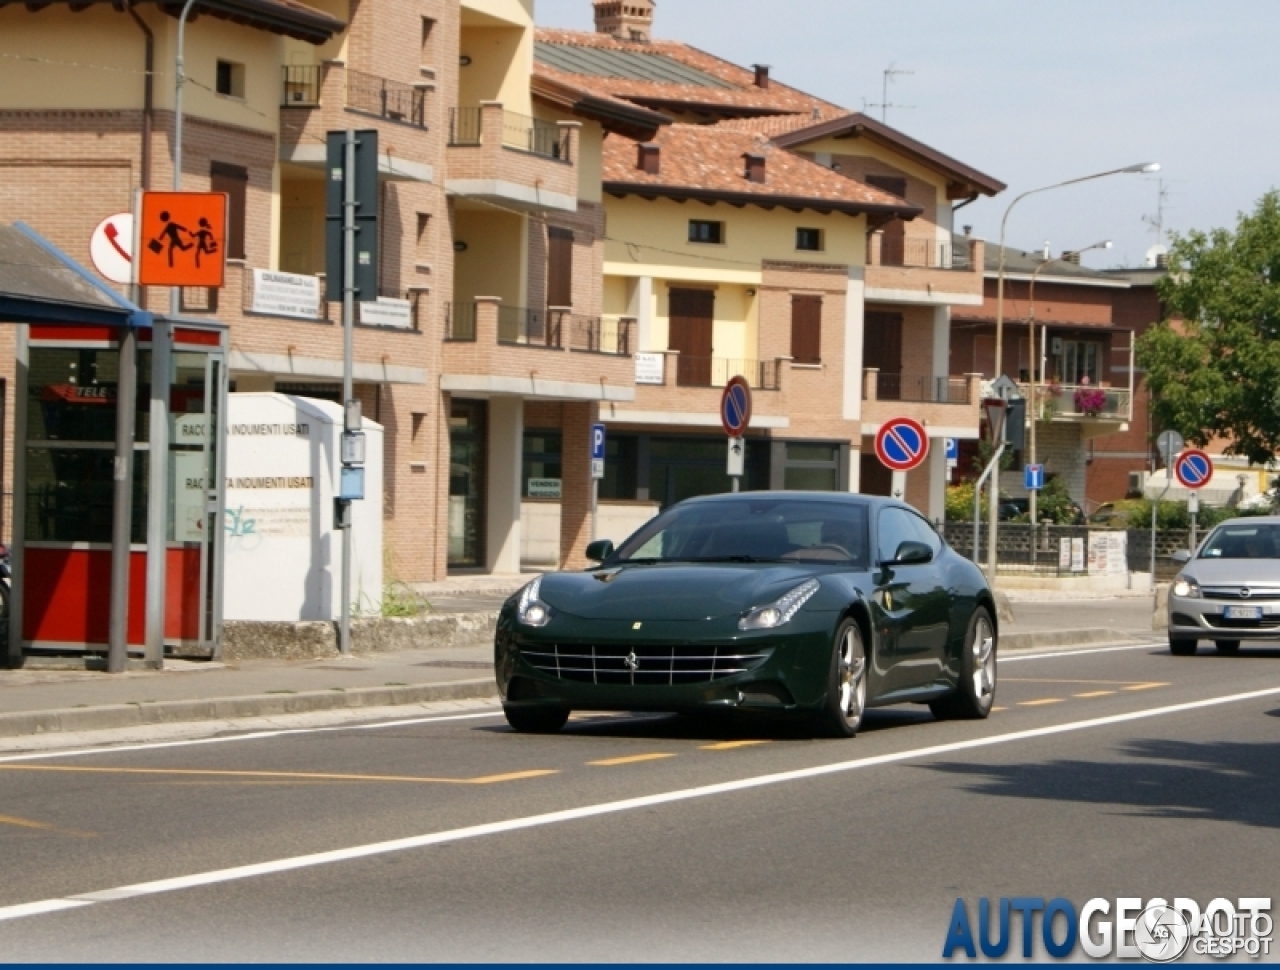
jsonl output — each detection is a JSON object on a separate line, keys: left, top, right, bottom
{"left": 0, "top": 678, "right": 497, "bottom": 740}
{"left": 1000, "top": 628, "right": 1153, "bottom": 651}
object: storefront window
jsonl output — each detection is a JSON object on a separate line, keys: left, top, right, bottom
{"left": 522, "top": 430, "right": 562, "bottom": 498}
{"left": 649, "top": 436, "right": 767, "bottom": 507}
{"left": 783, "top": 441, "right": 840, "bottom": 492}
{"left": 448, "top": 400, "right": 486, "bottom": 567}
{"left": 600, "top": 434, "right": 638, "bottom": 500}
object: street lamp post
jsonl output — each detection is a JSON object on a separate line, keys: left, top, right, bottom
{"left": 985, "top": 161, "right": 1158, "bottom": 583}
{"left": 1026, "top": 240, "right": 1112, "bottom": 530}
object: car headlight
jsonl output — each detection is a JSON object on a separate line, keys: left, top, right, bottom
{"left": 1172, "top": 576, "right": 1200, "bottom": 598}
{"left": 517, "top": 576, "right": 553, "bottom": 627}
{"left": 738, "top": 578, "right": 820, "bottom": 631}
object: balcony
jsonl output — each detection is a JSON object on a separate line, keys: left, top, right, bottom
{"left": 1015, "top": 381, "right": 1133, "bottom": 437}
{"left": 861, "top": 368, "right": 981, "bottom": 432}
{"left": 444, "top": 102, "right": 579, "bottom": 213}
{"left": 669, "top": 356, "right": 782, "bottom": 391}
{"left": 346, "top": 68, "right": 426, "bottom": 128}
{"left": 864, "top": 235, "right": 985, "bottom": 306}
{"left": 441, "top": 299, "right": 635, "bottom": 403}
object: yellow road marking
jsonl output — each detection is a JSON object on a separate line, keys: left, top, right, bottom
{"left": 1074, "top": 690, "right": 1117, "bottom": 698}
{"left": 588, "top": 753, "right": 676, "bottom": 767}
{"left": 0, "top": 765, "right": 555, "bottom": 786}
{"left": 0, "top": 814, "right": 95, "bottom": 838}
{"left": 700, "top": 740, "right": 770, "bottom": 751}
{"left": 991, "top": 707, "right": 1007, "bottom": 712}
{"left": 1123, "top": 682, "right": 1170, "bottom": 691}
{"left": 1018, "top": 698, "right": 1064, "bottom": 707}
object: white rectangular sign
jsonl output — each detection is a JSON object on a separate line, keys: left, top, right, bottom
{"left": 359, "top": 296, "right": 413, "bottom": 329}
{"left": 528, "top": 478, "right": 562, "bottom": 499}
{"left": 727, "top": 436, "right": 745, "bottom": 477}
{"left": 635, "top": 352, "right": 665, "bottom": 385}
{"left": 1071, "top": 537, "right": 1086, "bottom": 573}
{"left": 251, "top": 269, "right": 322, "bottom": 319}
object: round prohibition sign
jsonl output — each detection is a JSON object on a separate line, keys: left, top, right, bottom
{"left": 875, "top": 417, "right": 929, "bottom": 472}
{"left": 720, "top": 375, "right": 752, "bottom": 438}
{"left": 1174, "top": 448, "right": 1213, "bottom": 490}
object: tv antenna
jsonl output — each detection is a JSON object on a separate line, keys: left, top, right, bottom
{"left": 863, "top": 64, "right": 914, "bottom": 125}
{"left": 1142, "top": 177, "right": 1172, "bottom": 246}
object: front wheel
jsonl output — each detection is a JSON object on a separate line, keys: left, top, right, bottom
{"left": 503, "top": 704, "right": 570, "bottom": 734}
{"left": 930, "top": 606, "right": 996, "bottom": 720}
{"left": 814, "top": 619, "right": 867, "bottom": 738}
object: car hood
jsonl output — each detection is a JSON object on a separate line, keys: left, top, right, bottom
{"left": 1183, "top": 558, "right": 1280, "bottom": 586}
{"left": 538, "top": 563, "right": 840, "bottom": 621}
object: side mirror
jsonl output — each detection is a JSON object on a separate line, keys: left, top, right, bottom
{"left": 1171, "top": 549, "right": 1192, "bottom": 563}
{"left": 585, "top": 539, "right": 615, "bottom": 563}
{"left": 884, "top": 540, "right": 933, "bottom": 566}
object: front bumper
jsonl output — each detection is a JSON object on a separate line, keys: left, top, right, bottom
{"left": 495, "top": 611, "right": 838, "bottom": 713}
{"left": 1169, "top": 593, "right": 1280, "bottom": 640}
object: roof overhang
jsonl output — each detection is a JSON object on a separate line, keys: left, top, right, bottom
{"left": 532, "top": 76, "right": 670, "bottom": 141}
{"left": 602, "top": 182, "right": 922, "bottom": 219}
{"left": 772, "top": 113, "right": 1006, "bottom": 199}
{"left": 10, "top": 0, "right": 345, "bottom": 45}
{"left": 623, "top": 97, "right": 796, "bottom": 120}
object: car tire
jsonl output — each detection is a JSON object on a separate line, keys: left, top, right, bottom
{"left": 814, "top": 618, "right": 867, "bottom": 738}
{"left": 1169, "top": 637, "right": 1198, "bottom": 656}
{"left": 1214, "top": 640, "right": 1241, "bottom": 655}
{"left": 930, "top": 606, "right": 996, "bottom": 721}
{"left": 503, "top": 704, "right": 570, "bottom": 734}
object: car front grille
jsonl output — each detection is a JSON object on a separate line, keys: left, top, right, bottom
{"left": 520, "top": 642, "right": 770, "bottom": 686}
{"left": 1201, "top": 586, "right": 1280, "bottom": 601}
{"left": 1203, "top": 615, "right": 1280, "bottom": 629}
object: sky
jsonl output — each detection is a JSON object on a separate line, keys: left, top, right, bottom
{"left": 534, "top": 0, "right": 1279, "bottom": 269}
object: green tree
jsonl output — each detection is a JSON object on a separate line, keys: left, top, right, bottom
{"left": 1137, "top": 191, "right": 1280, "bottom": 464}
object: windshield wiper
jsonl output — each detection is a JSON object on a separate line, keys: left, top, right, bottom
{"left": 679, "top": 555, "right": 788, "bottom": 563}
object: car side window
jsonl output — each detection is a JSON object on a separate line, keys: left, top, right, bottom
{"left": 906, "top": 511, "right": 942, "bottom": 554}
{"left": 877, "top": 508, "right": 918, "bottom": 564}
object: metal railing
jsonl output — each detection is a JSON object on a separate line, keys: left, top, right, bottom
{"left": 873, "top": 237, "right": 973, "bottom": 270}
{"left": 449, "top": 107, "right": 483, "bottom": 146}
{"left": 502, "top": 111, "right": 570, "bottom": 161}
{"left": 281, "top": 65, "right": 321, "bottom": 107}
{"left": 873, "top": 373, "right": 969, "bottom": 403}
{"left": 347, "top": 69, "right": 426, "bottom": 128}
{"left": 675, "top": 357, "right": 780, "bottom": 390}
{"left": 1017, "top": 382, "right": 1132, "bottom": 421}
{"left": 564, "top": 314, "right": 631, "bottom": 356}
{"left": 498, "top": 306, "right": 560, "bottom": 347}
{"left": 444, "top": 302, "right": 477, "bottom": 341}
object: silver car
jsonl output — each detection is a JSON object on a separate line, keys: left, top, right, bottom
{"left": 1168, "top": 516, "right": 1280, "bottom": 655}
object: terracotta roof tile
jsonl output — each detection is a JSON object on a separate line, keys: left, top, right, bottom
{"left": 602, "top": 125, "right": 919, "bottom": 217}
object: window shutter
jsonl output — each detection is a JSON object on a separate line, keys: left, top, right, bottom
{"left": 547, "top": 226, "right": 573, "bottom": 308}
{"left": 210, "top": 161, "right": 248, "bottom": 260}
{"left": 790, "top": 294, "right": 822, "bottom": 364}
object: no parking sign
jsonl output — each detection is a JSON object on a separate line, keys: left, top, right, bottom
{"left": 875, "top": 417, "right": 929, "bottom": 472}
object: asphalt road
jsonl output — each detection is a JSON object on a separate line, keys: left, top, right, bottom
{"left": 1, "top": 638, "right": 1277, "bottom": 962}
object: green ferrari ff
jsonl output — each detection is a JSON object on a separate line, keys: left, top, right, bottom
{"left": 494, "top": 492, "right": 998, "bottom": 737}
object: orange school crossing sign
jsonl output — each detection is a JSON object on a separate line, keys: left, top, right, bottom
{"left": 137, "top": 191, "right": 228, "bottom": 287}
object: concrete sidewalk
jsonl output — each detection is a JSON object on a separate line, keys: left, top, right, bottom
{"left": 0, "top": 592, "right": 1160, "bottom": 741}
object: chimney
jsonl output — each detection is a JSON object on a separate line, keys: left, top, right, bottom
{"left": 1155, "top": 253, "right": 1169, "bottom": 270}
{"left": 638, "top": 142, "right": 660, "bottom": 175}
{"left": 753, "top": 64, "right": 771, "bottom": 89}
{"left": 744, "top": 153, "right": 766, "bottom": 184}
{"left": 593, "top": 0, "right": 655, "bottom": 42}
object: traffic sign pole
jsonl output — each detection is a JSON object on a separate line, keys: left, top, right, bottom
{"left": 721, "top": 377, "right": 752, "bottom": 494}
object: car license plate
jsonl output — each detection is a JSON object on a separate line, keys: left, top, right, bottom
{"left": 1225, "top": 605, "right": 1263, "bottom": 620}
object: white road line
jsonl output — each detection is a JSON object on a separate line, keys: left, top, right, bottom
{"left": 0, "top": 710, "right": 505, "bottom": 765}
{"left": 999, "top": 642, "right": 1161, "bottom": 663}
{"left": 3, "top": 684, "right": 1278, "bottom": 924}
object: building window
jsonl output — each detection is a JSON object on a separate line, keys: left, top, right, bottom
{"left": 783, "top": 441, "right": 841, "bottom": 492}
{"left": 210, "top": 161, "right": 248, "bottom": 260}
{"left": 796, "top": 227, "right": 823, "bottom": 252}
{"left": 599, "top": 434, "right": 639, "bottom": 500}
{"left": 215, "top": 60, "right": 245, "bottom": 98}
{"left": 790, "top": 294, "right": 822, "bottom": 364}
{"left": 688, "top": 220, "right": 724, "bottom": 245}
{"left": 522, "top": 430, "right": 562, "bottom": 497}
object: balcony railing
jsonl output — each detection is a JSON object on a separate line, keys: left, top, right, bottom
{"left": 448, "top": 107, "right": 570, "bottom": 161}
{"left": 871, "top": 373, "right": 970, "bottom": 403}
{"left": 502, "top": 111, "right": 571, "bottom": 161}
{"left": 563, "top": 313, "right": 631, "bottom": 356}
{"left": 281, "top": 65, "right": 321, "bottom": 107}
{"left": 445, "top": 302, "right": 477, "bottom": 341}
{"left": 1017, "top": 382, "right": 1132, "bottom": 422}
{"left": 873, "top": 236, "right": 971, "bottom": 270}
{"left": 675, "top": 357, "right": 780, "bottom": 390}
{"left": 347, "top": 69, "right": 426, "bottom": 128}
{"left": 499, "top": 306, "right": 560, "bottom": 347}
{"left": 449, "top": 107, "right": 483, "bottom": 146}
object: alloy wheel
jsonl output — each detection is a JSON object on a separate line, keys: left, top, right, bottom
{"left": 838, "top": 625, "right": 867, "bottom": 726}
{"left": 971, "top": 615, "right": 995, "bottom": 699}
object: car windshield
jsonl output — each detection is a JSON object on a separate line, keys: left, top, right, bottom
{"left": 611, "top": 499, "right": 871, "bottom": 568}
{"left": 1198, "top": 524, "right": 1280, "bottom": 559}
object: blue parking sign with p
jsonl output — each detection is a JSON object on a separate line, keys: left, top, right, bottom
{"left": 945, "top": 438, "right": 959, "bottom": 461}
{"left": 591, "top": 423, "right": 606, "bottom": 460}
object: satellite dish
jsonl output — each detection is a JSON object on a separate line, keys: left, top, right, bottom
{"left": 1145, "top": 244, "right": 1168, "bottom": 268}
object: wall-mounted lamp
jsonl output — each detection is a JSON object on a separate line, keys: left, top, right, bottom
{"left": 459, "top": 55, "right": 472, "bottom": 67}
{"left": 453, "top": 240, "right": 468, "bottom": 253}
{"left": 745, "top": 288, "right": 757, "bottom": 296}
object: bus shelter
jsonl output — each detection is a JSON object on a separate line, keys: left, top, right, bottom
{"left": 1, "top": 224, "right": 228, "bottom": 668}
